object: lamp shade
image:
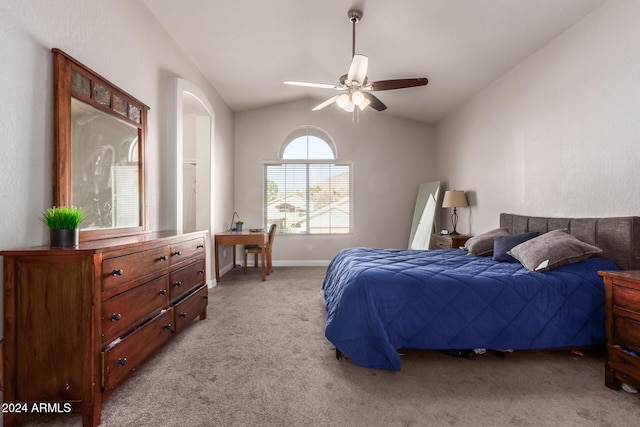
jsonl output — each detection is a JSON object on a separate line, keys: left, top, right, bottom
{"left": 442, "top": 190, "right": 468, "bottom": 208}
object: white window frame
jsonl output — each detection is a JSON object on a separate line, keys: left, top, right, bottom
{"left": 263, "top": 127, "right": 353, "bottom": 235}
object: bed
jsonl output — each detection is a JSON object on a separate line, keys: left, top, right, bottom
{"left": 322, "top": 213, "right": 640, "bottom": 370}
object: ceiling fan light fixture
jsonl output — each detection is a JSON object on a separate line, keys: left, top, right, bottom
{"left": 357, "top": 97, "right": 371, "bottom": 111}
{"left": 336, "top": 93, "right": 350, "bottom": 109}
{"left": 343, "top": 102, "right": 355, "bottom": 112}
{"left": 351, "top": 90, "right": 366, "bottom": 106}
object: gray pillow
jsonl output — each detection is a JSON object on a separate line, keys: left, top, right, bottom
{"left": 507, "top": 229, "right": 603, "bottom": 272}
{"left": 464, "top": 228, "right": 509, "bottom": 256}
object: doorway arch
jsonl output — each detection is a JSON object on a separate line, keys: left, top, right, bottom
{"left": 171, "top": 78, "right": 215, "bottom": 286}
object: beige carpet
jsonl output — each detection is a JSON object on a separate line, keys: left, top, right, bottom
{"left": 25, "top": 267, "right": 640, "bottom": 426}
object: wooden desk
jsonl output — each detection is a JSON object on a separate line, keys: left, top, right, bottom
{"left": 215, "top": 231, "right": 268, "bottom": 282}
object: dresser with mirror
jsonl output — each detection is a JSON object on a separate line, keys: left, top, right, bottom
{"left": 1, "top": 49, "right": 208, "bottom": 427}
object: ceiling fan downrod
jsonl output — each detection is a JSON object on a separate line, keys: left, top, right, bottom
{"left": 348, "top": 9, "right": 363, "bottom": 58}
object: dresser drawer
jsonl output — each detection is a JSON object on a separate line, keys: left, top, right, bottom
{"left": 615, "top": 316, "right": 640, "bottom": 352}
{"left": 102, "top": 309, "right": 172, "bottom": 391}
{"left": 102, "top": 246, "right": 170, "bottom": 291}
{"left": 170, "top": 259, "right": 206, "bottom": 303}
{"left": 170, "top": 236, "right": 205, "bottom": 268}
{"left": 173, "top": 284, "right": 208, "bottom": 333}
{"left": 101, "top": 276, "right": 169, "bottom": 346}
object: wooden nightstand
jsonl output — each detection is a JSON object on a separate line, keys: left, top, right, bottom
{"left": 430, "top": 234, "right": 471, "bottom": 250}
{"left": 599, "top": 270, "right": 640, "bottom": 391}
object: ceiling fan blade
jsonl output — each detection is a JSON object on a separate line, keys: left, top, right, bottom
{"left": 363, "top": 92, "right": 387, "bottom": 111}
{"left": 368, "top": 78, "right": 428, "bottom": 91}
{"left": 284, "top": 81, "right": 338, "bottom": 89}
{"left": 312, "top": 95, "right": 340, "bottom": 111}
{"left": 347, "top": 54, "right": 368, "bottom": 84}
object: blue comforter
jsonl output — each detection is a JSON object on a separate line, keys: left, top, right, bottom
{"left": 322, "top": 248, "right": 618, "bottom": 370}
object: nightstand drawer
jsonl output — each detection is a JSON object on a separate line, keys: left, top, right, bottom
{"left": 615, "top": 316, "right": 640, "bottom": 352}
{"left": 613, "top": 285, "right": 640, "bottom": 319}
{"left": 607, "top": 345, "right": 640, "bottom": 385}
{"left": 430, "top": 234, "right": 471, "bottom": 250}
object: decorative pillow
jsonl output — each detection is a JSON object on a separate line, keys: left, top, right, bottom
{"left": 464, "top": 228, "right": 509, "bottom": 256}
{"left": 492, "top": 232, "right": 539, "bottom": 263}
{"left": 507, "top": 229, "right": 603, "bottom": 272}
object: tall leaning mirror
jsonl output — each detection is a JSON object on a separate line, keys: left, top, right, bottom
{"left": 53, "top": 48, "right": 149, "bottom": 241}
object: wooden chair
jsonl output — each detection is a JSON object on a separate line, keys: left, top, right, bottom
{"left": 244, "top": 223, "right": 277, "bottom": 274}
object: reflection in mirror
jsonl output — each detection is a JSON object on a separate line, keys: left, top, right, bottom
{"left": 71, "top": 98, "right": 139, "bottom": 229}
{"left": 408, "top": 181, "right": 441, "bottom": 249}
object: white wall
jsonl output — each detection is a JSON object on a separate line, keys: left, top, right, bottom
{"left": 235, "top": 99, "right": 435, "bottom": 263}
{"left": 434, "top": 0, "right": 640, "bottom": 235}
{"left": 0, "top": 2, "right": 235, "bottom": 272}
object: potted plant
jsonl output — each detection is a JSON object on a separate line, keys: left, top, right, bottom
{"left": 235, "top": 221, "right": 244, "bottom": 232}
{"left": 41, "top": 206, "right": 84, "bottom": 248}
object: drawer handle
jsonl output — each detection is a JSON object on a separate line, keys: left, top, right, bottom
{"left": 198, "top": 269, "right": 204, "bottom": 275}
{"left": 197, "top": 244, "right": 204, "bottom": 249}
{"left": 173, "top": 251, "right": 182, "bottom": 256}
{"left": 159, "top": 289, "right": 167, "bottom": 296}
{"left": 110, "top": 313, "right": 122, "bottom": 321}
{"left": 116, "top": 358, "right": 127, "bottom": 367}
{"left": 112, "top": 269, "right": 124, "bottom": 276}
{"left": 203, "top": 295, "right": 209, "bottom": 300}
{"left": 159, "top": 255, "right": 168, "bottom": 261}
{"left": 179, "top": 312, "right": 187, "bottom": 318}
{"left": 174, "top": 281, "right": 182, "bottom": 287}
{"left": 163, "top": 323, "right": 171, "bottom": 330}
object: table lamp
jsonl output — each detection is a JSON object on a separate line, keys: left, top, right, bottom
{"left": 442, "top": 190, "right": 468, "bottom": 235}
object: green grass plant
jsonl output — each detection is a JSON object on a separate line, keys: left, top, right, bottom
{"left": 40, "top": 206, "right": 84, "bottom": 230}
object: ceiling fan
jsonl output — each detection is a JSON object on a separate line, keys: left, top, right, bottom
{"left": 284, "top": 9, "right": 428, "bottom": 113}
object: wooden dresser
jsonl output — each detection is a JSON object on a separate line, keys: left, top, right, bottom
{"left": 599, "top": 270, "right": 640, "bottom": 391}
{"left": 430, "top": 234, "right": 472, "bottom": 250}
{"left": 1, "top": 231, "right": 208, "bottom": 426}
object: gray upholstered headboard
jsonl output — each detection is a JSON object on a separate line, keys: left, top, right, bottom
{"left": 499, "top": 213, "right": 640, "bottom": 270}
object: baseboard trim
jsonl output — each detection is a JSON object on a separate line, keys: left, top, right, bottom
{"left": 272, "top": 260, "right": 331, "bottom": 267}
{"left": 213, "top": 260, "right": 330, "bottom": 286}
{"left": 220, "top": 260, "right": 330, "bottom": 269}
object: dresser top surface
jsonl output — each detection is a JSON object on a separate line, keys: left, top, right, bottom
{"left": 1, "top": 230, "right": 206, "bottom": 256}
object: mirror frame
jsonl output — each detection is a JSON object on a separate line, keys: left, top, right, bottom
{"left": 52, "top": 48, "right": 149, "bottom": 241}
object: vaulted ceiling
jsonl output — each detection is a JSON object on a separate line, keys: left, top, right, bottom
{"left": 143, "top": 0, "right": 605, "bottom": 124}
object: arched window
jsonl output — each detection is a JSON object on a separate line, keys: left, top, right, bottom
{"left": 264, "top": 126, "right": 352, "bottom": 234}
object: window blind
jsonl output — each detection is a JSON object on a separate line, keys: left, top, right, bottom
{"left": 263, "top": 160, "right": 352, "bottom": 234}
